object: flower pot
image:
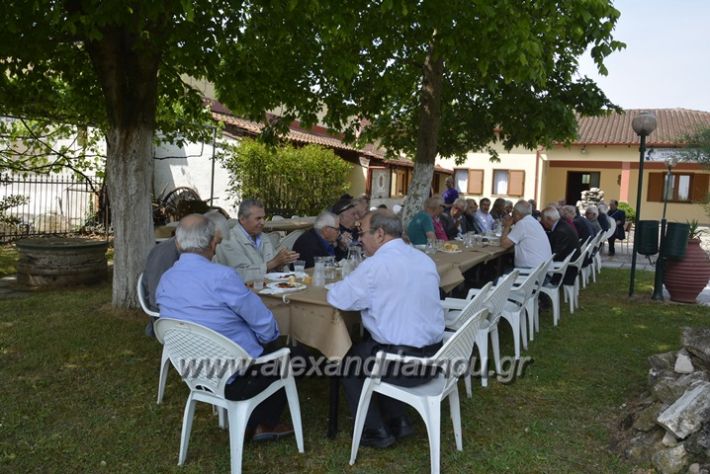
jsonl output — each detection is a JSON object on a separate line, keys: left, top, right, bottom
{"left": 664, "top": 239, "right": 710, "bottom": 303}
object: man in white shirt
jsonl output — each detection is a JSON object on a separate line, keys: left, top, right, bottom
{"left": 474, "top": 197, "right": 494, "bottom": 233}
{"left": 327, "top": 209, "right": 445, "bottom": 449}
{"left": 501, "top": 199, "right": 552, "bottom": 268}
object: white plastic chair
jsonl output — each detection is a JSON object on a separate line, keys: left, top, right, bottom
{"left": 441, "top": 281, "right": 492, "bottom": 397}
{"left": 137, "top": 273, "right": 171, "bottom": 404}
{"left": 349, "top": 308, "right": 489, "bottom": 474}
{"left": 265, "top": 231, "right": 282, "bottom": 250}
{"left": 499, "top": 265, "right": 542, "bottom": 359}
{"left": 564, "top": 240, "right": 593, "bottom": 313}
{"left": 539, "top": 251, "right": 574, "bottom": 327}
{"left": 461, "top": 271, "right": 519, "bottom": 388}
{"left": 585, "top": 231, "right": 604, "bottom": 285}
{"left": 279, "top": 229, "right": 305, "bottom": 251}
{"left": 516, "top": 258, "right": 552, "bottom": 343}
{"left": 154, "top": 318, "right": 304, "bottom": 474}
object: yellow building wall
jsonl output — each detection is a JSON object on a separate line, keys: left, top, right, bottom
{"left": 347, "top": 160, "right": 367, "bottom": 196}
{"left": 543, "top": 144, "right": 710, "bottom": 224}
{"left": 437, "top": 145, "right": 540, "bottom": 201}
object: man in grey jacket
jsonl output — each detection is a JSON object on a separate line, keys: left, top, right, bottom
{"left": 214, "top": 199, "right": 299, "bottom": 279}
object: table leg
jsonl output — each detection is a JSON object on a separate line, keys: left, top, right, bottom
{"left": 327, "top": 376, "right": 340, "bottom": 439}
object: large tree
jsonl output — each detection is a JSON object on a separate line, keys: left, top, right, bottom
{"left": 300, "top": 0, "right": 624, "bottom": 223}
{"left": 0, "top": 1, "right": 324, "bottom": 307}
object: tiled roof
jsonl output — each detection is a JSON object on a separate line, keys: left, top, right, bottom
{"left": 211, "top": 109, "right": 453, "bottom": 173}
{"left": 574, "top": 108, "right": 710, "bottom": 147}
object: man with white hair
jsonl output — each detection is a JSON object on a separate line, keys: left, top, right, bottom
{"left": 156, "top": 214, "right": 293, "bottom": 441}
{"left": 141, "top": 209, "right": 229, "bottom": 314}
{"left": 501, "top": 200, "right": 552, "bottom": 268}
{"left": 292, "top": 210, "right": 341, "bottom": 268}
{"left": 541, "top": 206, "right": 580, "bottom": 285}
{"left": 584, "top": 205, "right": 603, "bottom": 236}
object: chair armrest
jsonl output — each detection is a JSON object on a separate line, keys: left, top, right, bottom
{"left": 441, "top": 298, "right": 467, "bottom": 310}
{"left": 254, "top": 347, "right": 291, "bottom": 364}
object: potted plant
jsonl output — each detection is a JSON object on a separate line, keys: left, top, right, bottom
{"left": 664, "top": 220, "right": 710, "bottom": 303}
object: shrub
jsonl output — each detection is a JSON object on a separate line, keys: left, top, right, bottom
{"left": 220, "top": 139, "right": 352, "bottom": 217}
{"left": 617, "top": 201, "right": 635, "bottom": 222}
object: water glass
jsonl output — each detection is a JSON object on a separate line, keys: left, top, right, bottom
{"left": 293, "top": 260, "right": 306, "bottom": 274}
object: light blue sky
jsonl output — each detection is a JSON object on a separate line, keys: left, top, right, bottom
{"left": 577, "top": 0, "right": 710, "bottom": 112}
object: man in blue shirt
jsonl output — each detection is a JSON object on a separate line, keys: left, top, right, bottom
{"left": 157, "top": 214, "right": 293, "bottom": 441}
{"left": 441, "top": 177, "right": 459, "bottom": 212}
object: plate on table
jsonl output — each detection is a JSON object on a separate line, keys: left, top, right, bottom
{"left": 439, "top": 243, "right": 462, "bottom": 254}
{"left": 266, "top": 281, "right": 307, "bottom": 291}
{"left": 265, "top": 272, "right": 296, "bottom": 281}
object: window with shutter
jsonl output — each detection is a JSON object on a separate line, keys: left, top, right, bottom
{"left": 691, "top": 173, "right": 709, "bottom": 202}
{"left": 508, "top": 170, "right": 525, "bottom": 196}
{"left": 467, "top": 169, "right": 484, "bottom": 194}
{"left": 647, "top": 173, "right": 664, "bottom": 202}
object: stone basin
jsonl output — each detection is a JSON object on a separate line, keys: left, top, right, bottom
{"left": 16, "top": 237, "right": 108, "bottom": 289}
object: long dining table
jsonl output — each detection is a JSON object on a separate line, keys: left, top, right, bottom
{"left": 258, "top": 240, "right": 511, "bottom": 437}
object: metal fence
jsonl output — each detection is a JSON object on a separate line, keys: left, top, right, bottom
{"left": 0, "top": 172, "right": 107, "bottom": 242}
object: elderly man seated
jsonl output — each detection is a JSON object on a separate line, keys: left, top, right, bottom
{"left": 561, "top": 205, "right": 593, "bottom": 243}
{"left": 141, "top": 210, "right": 228, "bottom": 339}
{"left": 215, "top": 198, "right": 299, "bottom": 279}
{"left": 156, "top": 214, "right": 293, "bottom": 441}
{"left": 541, "top": 206, "right": 580, "bottom": 285}
{"left": 292, "top": 211, "right": 341, "bottom": 268}
{"left": 501, "top": 200, "right": 552, "bottom": 268}
{"left": 328, "top": 209, "right": 444, "bottom": 448}
{"left": 474, "top": 197, "right": 494, "bottom": 233}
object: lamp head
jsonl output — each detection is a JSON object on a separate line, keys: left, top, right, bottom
{"left": 632, "top": 111, "right": 657, "bottom": 137}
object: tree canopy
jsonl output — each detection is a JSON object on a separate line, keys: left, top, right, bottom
{"left": 0, "top": 0, "right": 624, "bottom": 306}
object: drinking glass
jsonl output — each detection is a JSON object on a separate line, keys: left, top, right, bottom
{"left": 293, "top": 260, "right": 306, "bottom": 274}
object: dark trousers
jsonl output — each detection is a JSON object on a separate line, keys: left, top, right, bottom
{"left": 223, "top": 343, "right": 287, "bottom": 428}
{"left": 341, "top": 338, "right": 442, "bottom": 431}
{"left": 608, "top": 237, "right": 617, "bottom": 255}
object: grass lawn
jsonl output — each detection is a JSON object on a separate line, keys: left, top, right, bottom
{"left": 1, "top": 268, "right": 707, "bottom": 473}
{"left": 0, "top": 245, "right": 18, "bottom": 278}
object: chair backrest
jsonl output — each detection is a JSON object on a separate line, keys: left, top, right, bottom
{"left": 446, "top": 282, "right": 493, "bottom": 331}
{"left": 510, "top": 263, "right": 542, "bottom": 306}
{"left": 484, "top": 270, "right": 519, "bottom": 323}
{"left": 271, "top": 215, "right": 285, "bottom": 221}
{"left": 279, "top": 229, "right": 305, "bottom": 251}
{"left": 265, "top": 231, "right": 281, "bottom": 250}
{"left": 154, "top": 318, "right": 252, "bottom": 396}
{"left": 605, "top": 216, "right": 617, "bottom": 240}
{"left": 434, "top": 308, "right": 489, "bottom": 387}
{"left": 534, "top": 257, "right": 553, "bottom": 291}
{"left": 569, "top": 241, "right": 592, "bottom": 270}
{"left": 137, "top": 273, "right": 160, "bottom": 318}
{"left": 546, "top": 250, "right": 574, "bottom": 289}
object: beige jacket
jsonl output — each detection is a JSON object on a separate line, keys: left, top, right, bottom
{"left": 214, "top": 221, "right": 276, "bottom": 280}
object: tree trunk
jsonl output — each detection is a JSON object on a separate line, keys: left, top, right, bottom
{"left": 402, "top": 40, "right": 444, "bottom": 227}
{"left": 105, "top": 127, "right": 154, "bottom": 308}
{"left": 84, "top": 24, "right": 163, "bottom": 308}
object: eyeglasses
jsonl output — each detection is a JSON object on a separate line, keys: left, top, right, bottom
{"left": 325, "top": 225, "right": 340, "bottom": 233}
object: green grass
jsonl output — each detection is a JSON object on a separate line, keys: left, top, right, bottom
{"left": 0, "top": 269, "right": 707, "bottom": 473}
{"left": 0, "top": 245, "right": 18, "bottom": 277}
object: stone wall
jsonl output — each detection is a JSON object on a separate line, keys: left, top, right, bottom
{"left": 618, "top": 327, "right": 710, "bottom": 474}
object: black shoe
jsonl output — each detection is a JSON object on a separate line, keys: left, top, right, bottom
{"left": 388, "top": 416, "right": 414, "bottom": 440}
{"left": 360, "top": 426, "right": 396, "bottom": 449}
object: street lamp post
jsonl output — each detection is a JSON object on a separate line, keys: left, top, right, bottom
{"left": 651, "top": 156, "right": 678, "bottom": 300}
{"left": 629, "top": 111, "right": 658, "bottom": 297}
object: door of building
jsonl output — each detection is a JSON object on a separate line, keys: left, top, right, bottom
{"left": 565, "top": 171, "right": 600, "bottom": 205}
